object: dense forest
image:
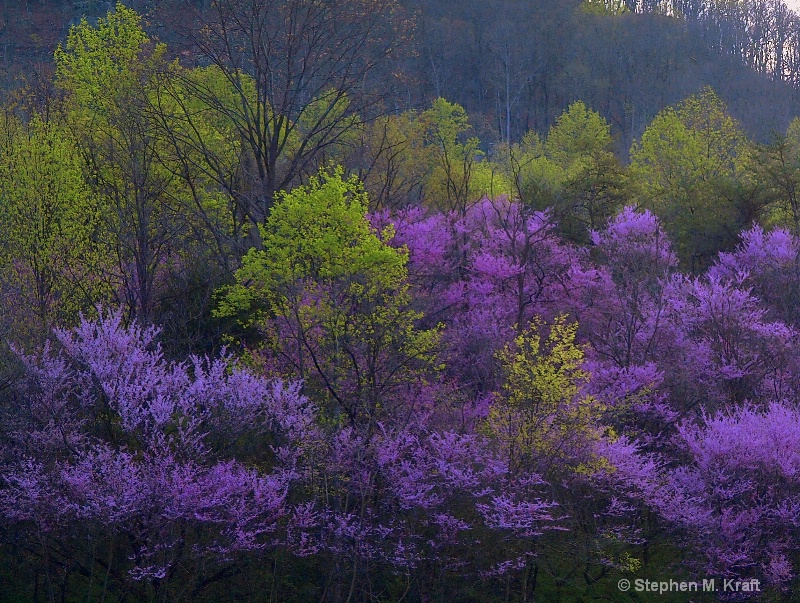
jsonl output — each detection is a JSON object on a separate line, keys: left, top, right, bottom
{"left": 2, "top": 1, "right": 800, "bottom": 602}
{"left": 5, "top": 0, "right": 800, "bottom": 145}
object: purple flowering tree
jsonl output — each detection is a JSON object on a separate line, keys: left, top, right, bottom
{"left": 0, "top": 310, "right": 314, "bottom": 600}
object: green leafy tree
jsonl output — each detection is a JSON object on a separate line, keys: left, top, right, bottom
{"left": 487, "top": 315, "right": 607, "bottom": 475}
{"left": 54, "top": 3, "right": 150, "bottom": 116}
{"left": 420, "top": 98, "right": 511, "bottom": 212}
{"left": 353, "top": 98, "right": 512, "bottom": 212}
{"left": 630, "top": 87, "right": 758, "bottom": 270}
{"left": 217, "top": 169, "right": 440, "bottom": 426}
{"left": 494, "top": 130, "right": 564, "bottom": 208}
{"left": 143, "top": 63, "right": 265, "bottom": 351}
{"left": 485, "top": 315, "right": 633, "bottom": 602}
{"left": 544, "top": 101, "right": 625, "bottom": 241}
{"left": 0, "top": 115, "right": 105, "bottom": 338}
{"left": 56, "top": 3, "right": 180, "bottom": 324}
{"left": 56, "top": 4, "right": 238, "bottom": 341}
{"left": 150, "top": 64, "right": 248, "bottom": 263}
{"left": 546, "top": 101, "right": 613, "bottom": 165}
{"left": 493, "top": 103, "right": 624, "bottom": 241}
{"left": 755, "top": 117, "right": 800, "bottom": 234}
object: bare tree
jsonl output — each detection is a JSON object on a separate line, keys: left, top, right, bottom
{"left": 175, "top": 0, "right": 409, "bottom": 243}
{"left": 484, "top": 12, "right": 542, "bottom": 144}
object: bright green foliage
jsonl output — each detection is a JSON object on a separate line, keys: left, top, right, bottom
{"left": 55, "top": 3, "right": 224, "bottom": 324}
{"left": 0, "top": 116, "right": 105, "bottom": 335}
{"left": 487, "top": 315, "right": 607, "bottom": 474}
{"left": 468, "top": 160, "right": 514, "bottom": 202}
{"left": 630, "top": 87, "right": 754, "bottom": 270}
{"left": 218, "top": 170, "right": 406, "bottom": 316}
{"left": 495, "top": 103, "right": 624, "bottom": 241}
{"left": 546, "top": 101, "right": 614, "bottom": 166}
{"left": 423, "top": 98, "right": 472, "bottom": 150}
{"left": 495, "top": 130, "right": 565, "bottom": 205}
{"left": 756, "top": 117, "right": 800, "bottom": 234}
{"left": 545, "top": 101, "right": 625, "bottom": 239}
{"left": 55, "top": 3, "right": 158, "bottom": 114}
{"left": 217, "top": 169, "right": 440, "bottom": 425}
{"left": 167, "top": 65, "right": 245, "bottom": 169}
{"left": 166, "top": 63, "right": 360, "bottom": 244}
{"left": 54, "top": 3, "right": 170, "bottom": 323}
{"left": 631, "top": 86, "right": 751, "bottom": 188}
{"left": 292, "top": 93, "right": 359, "bottom": 165}
{"left": 673, "top": 87, "right": 750, "bottom": 174}
{"left": 421, "top": 98, "right": 480, "bottom": 211}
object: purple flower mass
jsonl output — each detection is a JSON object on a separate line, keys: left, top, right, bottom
{"left": 3, "top": 200, "right": 799, "bottom": 601}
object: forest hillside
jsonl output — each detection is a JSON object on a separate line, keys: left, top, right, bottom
{"left": 3, "top": 0, "right": 800, "bottom": 147}
{"left": 1, "top": 2, "right": 800, "bottom": 602}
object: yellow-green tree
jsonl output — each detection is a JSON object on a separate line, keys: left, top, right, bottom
{"left": 55, "top": 3, "right": 239, "bottom": 333}
{"left": 487, "top": 315, "right": 607, "bottom": 475}
{"left": 754, "top": 117, "right": 800, "bottom": 234}
{"left": 354, "top": 98, "right": 512, "bottom": 212}
{"left": 494, "top": 130, "right": 564, "bottom": 207}
{"left": 493, "top": 102, "right": 624, "bottom": 241}
{"left": 149, "top": 63, "right": 250, "bottom": 262}
{"left": 545, "top": 101, "right": 625, "bottom": 240}
{"left": 54, "top": 3, "right": 150, "bottom": 116}
{"left": 217, "top": 169, "right": 440, "bottom": 426}
{"left": 420, "top": 98, "right": 512, "bottom": 212}
{"left": 56, "top": 3, "right": 179, "bottom": 323}
{"left": 0, "top": 115, "right": 105, "bottom": 338}
{"left": 630, "top": 87, "right": 758, "bottom": 270}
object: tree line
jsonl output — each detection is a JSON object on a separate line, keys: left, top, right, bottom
{"left": 2, "top": 4, "right": 800, "bottom": 345}
{"left": 4, "top": 0, "right": 800, "bottom": 148}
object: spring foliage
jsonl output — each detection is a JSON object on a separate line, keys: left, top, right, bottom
{"left": 5, "top": 4, "right": 800, "bottom": 602}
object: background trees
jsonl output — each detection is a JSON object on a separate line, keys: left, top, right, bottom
{"left": 630, "top": 87, "right": 760, "bottom": 269}
{"left": 5, "top": 0, "right": 800, "bottom": 151}
{"left": 173, "top": 0, "right": 409, "bottom": 243}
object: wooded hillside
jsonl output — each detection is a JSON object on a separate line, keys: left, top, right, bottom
{"left": 1, "top": 3, "right": 800, "bottom": 602}
{"left": 3, "top": 0, "right": 800, "bottom": 148}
